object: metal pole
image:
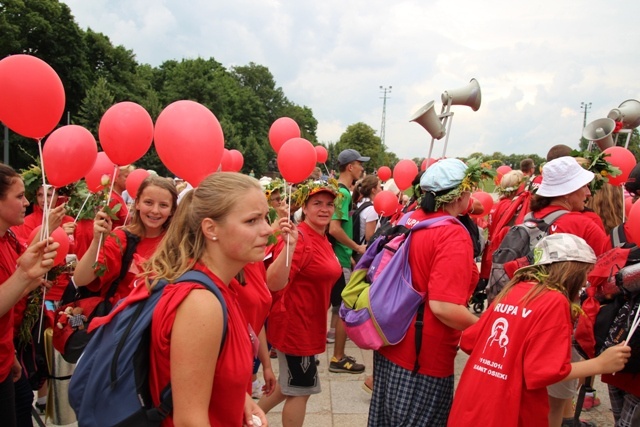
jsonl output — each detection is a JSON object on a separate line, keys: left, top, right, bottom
{"left": 379, "top": 86, "right": 392, "bottom": 149}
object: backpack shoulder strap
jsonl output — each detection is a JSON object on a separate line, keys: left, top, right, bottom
{"left": 409, "top": 215, "right": 462, "bottom": 232}
{"left": 523, "top": 209, "right": 568, "bottom": 228}
{"left": 611, "top": 225, "right": 626, "bottom": 248}
{"left": 354, "top": 200, "right": 373, "bottom": 216}
{"left": 104, "top": 230, "right": 141, "bottom": 301}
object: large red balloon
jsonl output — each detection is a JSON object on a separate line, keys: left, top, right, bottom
{"left": 269, "top": 118, "right": 300, "bottom": 153}
{"left": 229, "top": 149, "right": 244, "bottom": 172}
{"left": 315, "top": 145, "right": 328, "bottom": 164}
{"left": 373, "top": 190, "right": 399, "bottom": 217}
{"left": 43, "top": 125, "right": 97, "bottom": 188}
{"left": 28, "top": 226, "right": 70, "bottom": 267}
{"left": 85, "top": 152, "right": 116, "bottom": 193}
{"left": 377, "top": 166, "right": 392, "bottom": 182}
{"left": 393, "top": 160, "right": 419, "bottom": 191}
{"left": 99, "top": 102, "right": 154, "bottom": 166}
{"left": 277, "top": 138, "right": 317, "bottom": 184}
{"left": 0, "top": 55, "right": 65, "bottom": 139}
{"left": 125, "top": 169, "right": 150, "bottom": 199}
{"left": 471, "top": 191, "right": 494, "bottom": 218}
{"left": 603, "top": 147, "right": 637, "bottom": 186}
{"left": 154, "top": 101, "right": 225, "bottom": 187}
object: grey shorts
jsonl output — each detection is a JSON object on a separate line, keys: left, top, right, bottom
{"left": 547, "top": 347, "right": 581, "bottom": 399}
{"left": 277, "top": 350, "right": 322, "bottom": 396}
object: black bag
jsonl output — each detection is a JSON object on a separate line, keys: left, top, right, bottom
{"left": 352, "top": 201, "right": 373, "bottom": 246}
{"left": 53, "top": 230, "right": 140, "bottom": 363}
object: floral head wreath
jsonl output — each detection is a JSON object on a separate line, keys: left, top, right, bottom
{"left": 264, "top": 178, "right": 285, "bottom": 200}
{"left": 569, "top": 150, "right": 621, "bottom": 193}
{"left": 291, "top": 178, "right": 342, "bottom": 207}
{"left": 431, "top": 157, "right": 496, "bottom": 209}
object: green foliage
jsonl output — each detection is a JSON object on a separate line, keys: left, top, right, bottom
{"left": 75, "top": 77, "right": 114, "bottom": 137}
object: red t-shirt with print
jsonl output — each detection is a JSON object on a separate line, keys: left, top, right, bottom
{"left": 378, "top": 210, "right": 478, "bottom": 377}
{"left": 449, "top": 282, "right": 572, "bottom": 427}
{"left": 267, "top": 221, "right": 342, "bottom": 356}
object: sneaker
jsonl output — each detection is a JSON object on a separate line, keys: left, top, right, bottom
{"left": 34, "top": 402, "right": 46, "bottom": 414}
{"left": 582, "top": 393, "right": 601, "bottom": 411}
{"left": 329, "top": 355, "right": 365, "bottom": 374}
{"left": 326, "top": 328, "right": 336, "bottom": 343}
{"left": 561, "top": 418, "right": 596, "bottom": 427}
{"left": 251, "top": 380, "right": 264, "bottom": 399}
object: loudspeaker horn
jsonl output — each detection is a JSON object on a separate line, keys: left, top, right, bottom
{"left": 409, "top": 101, "right": 446, "bottom": 140}
{"left": 607, "top": 99, "right": 640, "bottom": 129}
{"left": 441, "top": 78, "right": 481, "bottom": 111}
{"left": 583, "top": 118, "right": 616, "bottom": 151}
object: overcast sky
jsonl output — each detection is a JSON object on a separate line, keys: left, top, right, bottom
{"left": 60, "top": 0, "right": 640, "bottom": 161}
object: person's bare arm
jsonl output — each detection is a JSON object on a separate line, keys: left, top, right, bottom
{"left": 429, "top": 300, "right": 478, "bottom": 330}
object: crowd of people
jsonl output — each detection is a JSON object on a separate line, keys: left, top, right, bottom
{"left": 0, "top": 143, "right": 638, "bottom": 427}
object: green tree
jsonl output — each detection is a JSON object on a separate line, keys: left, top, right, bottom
{"left": 75, "top": 77, "right": 114, "bottom": 138}
{"left": 334, "top": 122, "right": 385, "bottom": 171}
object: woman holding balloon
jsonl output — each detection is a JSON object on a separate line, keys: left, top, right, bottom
{"left": 72, "top": 175, "right": 177, "bottom": 303}
{"left": 0, "top": 164, "right": 61, "bottom": 427}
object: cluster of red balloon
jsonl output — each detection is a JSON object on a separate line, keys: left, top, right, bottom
{"left": 220, "top": 149, "right": 245, "bottom": 172}
{"left": 269, "top": 118, "right": 318, "bottom": 184}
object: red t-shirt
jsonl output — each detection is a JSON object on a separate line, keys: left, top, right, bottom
{"left": 74, "top": 218, "right": 94, "bottom": 260}
{"left": 378, "top": 210, "right": 478, "bottom": 377}
{"left": 0, "top": 232, "right": 22, "bottom": 381}
{"left": 232, "top": 261, "right": 272, "bottom": 336}
{"left": 533, "top": 206, "right": 611, "bottom": 256}
{"left": 147, "top": 266, "right": 253, "bottom": 427}
{"left": 487, "top": 198, "right": 512, "bottom": 238}
{"left": 449, "top": 282, "right": 572, "bottom": 427}
{"left": 267, "top": 221, "right": 342, "bottom": 355}
{"left": 86, "top": 229, "right": 164, "bottom": 302}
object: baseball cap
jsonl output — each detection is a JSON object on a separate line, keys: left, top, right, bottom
{"left": 338, "top": 149, "right": 370, "bottom": 166}
{"left": 537, "top": 156, "right": 595, "bottom": 197}
{"left": 419, "top": 158, "right": 467, "bottom": 192}
{"left": 517, "top": 233, "right": 596, "bottom": 274}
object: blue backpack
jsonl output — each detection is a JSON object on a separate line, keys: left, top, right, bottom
{"left": 69, "top": 270, "right": 227, "bottom": 427}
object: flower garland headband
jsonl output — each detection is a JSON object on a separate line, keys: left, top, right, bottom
{"left": 569, "top": 149, "right": 621, "bottom": 193}
{"left": 432, "top": 157, "right": 496, "bottom": 209}
{"left": 263, "top": 178, "right": 285, "bottom": 200}
{"left": 291, "top": 178, "right": 343, "bottom": 207}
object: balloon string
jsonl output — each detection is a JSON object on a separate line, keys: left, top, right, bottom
{"left": 621, "top": 184, "right": 626, "bottom": 223}
{"left": 286, "top": 183, "right": 292, "bottom": 267}
{"left": 36, "top": 138, "right": 49, "bottom": 344}
{"left": 123, "top": 201, "right": 134, "bottom": 226}
{"left": 73, "top": 193, "right": 92, "bottom": 224}
{"left": 323, "top": 163, "right": 331, "bottom": 177}
{"left": 37, "top": 272, "right": 48, "bottom": 344}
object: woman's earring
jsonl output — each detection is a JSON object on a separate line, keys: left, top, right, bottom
{"left": 211, "top": 236, "right": 217, "bottom": 241}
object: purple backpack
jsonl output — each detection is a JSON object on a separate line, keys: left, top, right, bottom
{"left": 339, "top": 215, "right": 460, "bottom": 360}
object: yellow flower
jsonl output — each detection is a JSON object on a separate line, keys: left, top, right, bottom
{"left": 600, "top": 170, "right": 608, "bottom": 177}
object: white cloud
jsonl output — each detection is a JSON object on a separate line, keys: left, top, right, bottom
{"left": 60, "top": 0, "right": 640, "bottom": 162}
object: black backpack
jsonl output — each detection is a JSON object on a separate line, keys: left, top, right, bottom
{"left": 352, "top": 201, "right": 373, "bottom": 245}
{"left": 486, "top": 210, "right": 568, "bottom": 302}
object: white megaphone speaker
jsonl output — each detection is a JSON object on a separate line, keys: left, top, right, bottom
{"left": 409, "top": 101, "right": 446, "bottom": 140}
{"left": 441, "top": 78, "right": 482, "bottom": 111}
{"left": 583, "top": 118, "right": 616, "bottom": 151}
{"left": 607, "top": 99, "right": 640, "bottom": 129}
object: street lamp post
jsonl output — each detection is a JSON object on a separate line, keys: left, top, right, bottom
{"left": 379, "top": 86, "right": 392, "bottom": 149}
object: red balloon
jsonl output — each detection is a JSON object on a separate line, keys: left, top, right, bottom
{"left": 603, "top": 147, "right": 637, "bottom": 186}
{"left": 377, "top": 166, "right": 392, "bottom": 182}
{"left": 625, "top": 196, "right": 633, "bottom": 218}
{"left": 277, "top": 138, "right": 317, "bottom": 184}
{"left": 85, "top": 152, "right": 116, "bottom": 193}
{"left": 154, "top": 100, "right": 225, "bottom": 187}
{"left": 99, "top": 102, "right": 154, "bottom": 165}
{"left": 629, "top": 199, "right": 640, "bottom": 245}
{"left": 43, "top": 125, "right": 97, "bottom": 188}
{"left": 471, "top": 191, "right": 494, "bottom": 218}
{"left": 0, "top": 55, "right": 65, "bottom": 139}
{"left": 495, "top": 165, "right": 513, "bottom": 185}
{"left": 220, "top": 149, "right": 234, "bottom": 172}
{"left": 125, "top": 169, "right": 150, "bottom": 199}
{"left": 269, "top": 118, "right": 300, "bottom": 153}
{"left": 315, "top": 145, "right": 328, "bottom": 164}
{"left": 373, "top": 190, "right": 399, "bottom": 217}
{"left": 393, "top": 160, "right": 419, "bottom": 191}
{"left": 229, "top": 149, "right": 244, "bottom": 172}
{"left": 421, "top": 158, "right": 436, "bottom": 171}
{"left": 28, "top": 226, "right": 70, "bottom": 267}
